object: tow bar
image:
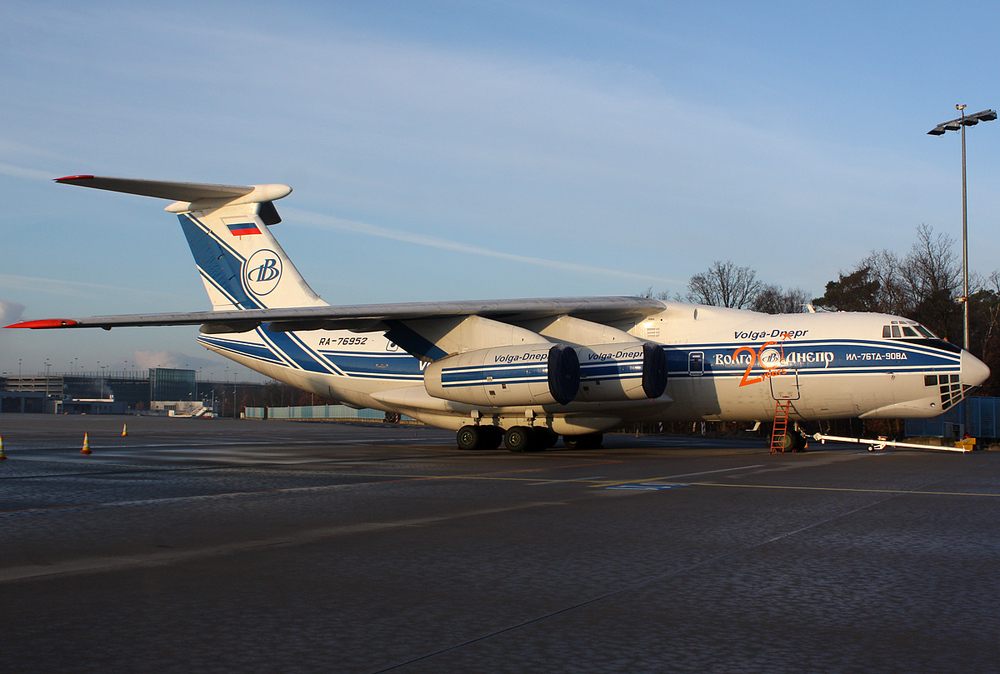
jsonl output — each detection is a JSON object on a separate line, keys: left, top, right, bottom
{"left": 811, "top": 433, "right": 973, "bottom": 453}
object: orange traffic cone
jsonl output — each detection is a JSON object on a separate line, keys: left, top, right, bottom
{"left": 0, "top": 435, "right": 7, "bottom": 460}
{"left": 81, "top": 432, "right": 92, "bottom": 455}
{"left": 121, "top": 423, "right": 128, "bottom": 437}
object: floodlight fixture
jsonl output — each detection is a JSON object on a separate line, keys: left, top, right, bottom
{"left": 928, "top": 108, "right": 996, "bottom": 136}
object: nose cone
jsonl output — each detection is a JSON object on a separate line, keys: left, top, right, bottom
{"left": 962, "top": 350, "right": 991, "bottom": 388}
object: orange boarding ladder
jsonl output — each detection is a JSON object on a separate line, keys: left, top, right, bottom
{"left": 770, "top": 399, "right": 792, "bottom": 453}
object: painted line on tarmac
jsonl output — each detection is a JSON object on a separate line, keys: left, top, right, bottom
{"left": 527, "top": 475, "right": 608, "bottom": 486}
{"left": 594, "top": 464, "right": 766, "bottom": 489}
{"left": 605, "top": 483, "right": 690, "bottom": 491}
{"left": 0, "top": 460, "right": 621, "bottom": 517}
{"left": 0, "top": 501, "right": 565, "bottom": 583}
{"left": 685, "top": 481, "right": 1000, "bottom": 498}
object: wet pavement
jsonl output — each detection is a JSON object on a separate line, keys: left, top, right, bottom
{"left": 2, "top": 415, "right": 999, "bottom": 672}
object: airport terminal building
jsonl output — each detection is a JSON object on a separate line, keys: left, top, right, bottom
{"left": 1, "top": 368, "right": 271, "bottom": 417}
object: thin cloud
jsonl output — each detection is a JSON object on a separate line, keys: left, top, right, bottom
{"left": 0, "top": 162, "right": 55, "bottom": 182}
{"left": 0, "top": 273, "right": 181, "bottom": 301}
{"left": 287, "top": 206, "right": 685, "bottom": 287}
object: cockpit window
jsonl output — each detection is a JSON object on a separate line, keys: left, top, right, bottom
{"left": 882, "top": 320, "right": 938, "bottom": 340}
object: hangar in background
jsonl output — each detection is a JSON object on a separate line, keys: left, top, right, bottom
{"left": 1, "top": 368, "right": 272, "bottom": 415}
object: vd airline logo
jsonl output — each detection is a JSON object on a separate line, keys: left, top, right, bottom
{"left": 732, "top": 342, "right": 787, "bottom": 387}
{"left": 725, "top": 334, "right": 835, "bottom": 387}
{"left": 245, "top": 250, "right": 282, "bottom": 296}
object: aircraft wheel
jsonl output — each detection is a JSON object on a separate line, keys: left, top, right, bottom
{"left": 457, "top": 425, "right": 482, "bottom": 450}
{"left": 778, "top": 432, "right": 795, "bottom": 452}
{"left": 531, "top": 428, "right": 558, "bottom": 451}
{"left": 505, "top": 426, "right": 532, "bottom": 452}
{"left": 480, "top": 426, "right": 503, "bottom": 450}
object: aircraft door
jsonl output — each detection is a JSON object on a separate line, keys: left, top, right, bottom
{"left": 770, "top": 369, "right": 800, "bottom": 400}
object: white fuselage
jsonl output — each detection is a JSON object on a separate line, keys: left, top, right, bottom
{"left": 198, "top": 301, "right": 984, "bottom": 434}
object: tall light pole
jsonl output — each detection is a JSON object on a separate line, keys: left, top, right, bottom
{"left": 929, "top": 106, "right": 996, "bottom": 438}
{"left": 928, "top": 106, "right": 997, "bottom": 352}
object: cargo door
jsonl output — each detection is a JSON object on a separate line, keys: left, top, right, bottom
{"left": 770, "top": 369, "right": 800, "bottom": 400}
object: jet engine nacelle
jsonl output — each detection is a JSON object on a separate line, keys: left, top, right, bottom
{"left": 424, "top": 343, "right": 580, "bottom": 407}
{"left": 576, "top": 342, "right": 668, "bottom": 401}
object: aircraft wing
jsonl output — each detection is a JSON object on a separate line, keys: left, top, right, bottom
{"left": 5, "top": 296, "right": 666, "bottom": 334}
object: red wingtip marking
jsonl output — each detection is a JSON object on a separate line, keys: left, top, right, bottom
{"left": 4, "top": 319, "right": 79, "bottom": 329}
{"left": 55, "top": 175, "right": 95, "bottom": 183}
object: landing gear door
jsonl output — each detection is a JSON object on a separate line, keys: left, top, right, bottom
{"left": 770, "top": 369, "right": 800, "bottom": 400}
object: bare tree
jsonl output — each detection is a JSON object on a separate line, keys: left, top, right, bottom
{"left": 638, "top": 286, "right": 674, "bottom": 301}
{"left": 812, "top": 266, "right": 880, "bottom": 312}
{"left": 901, "top": 224, "right": 960, "bottom": 301}
{"left": 860, "top": 249, "right": 909, "bottom": 315}
{"left": 898, "top": 224, "right": 962, "bottom": 342}
{"left": 687, "top": 261, "right": 763, "bottom": 309}
{"left": 817, "top": 225, "right": 958, "bottom": 320}
{"left": 752, "top": 285, "right": 812, "bottom": 314}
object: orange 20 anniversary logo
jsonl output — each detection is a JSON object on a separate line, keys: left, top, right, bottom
{"left": 733, "top": 335, "right": 790, "bottom": 388}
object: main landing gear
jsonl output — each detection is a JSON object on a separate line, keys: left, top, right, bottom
{"left": 455, "top": 426, "right": 603, "bottom": 452}
{"left": 456, "top": 425, "right": 503, "bottom": 451}
{"left": 503, "top": 426, "right": 558, "bottom": 452}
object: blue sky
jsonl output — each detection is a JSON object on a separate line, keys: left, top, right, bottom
{"left": 3, "top": 1, "right": 1000, "bottom": 379}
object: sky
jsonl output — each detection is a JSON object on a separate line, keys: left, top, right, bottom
{"left": 3, "top": 1, "right": 1000, "bottom": 380}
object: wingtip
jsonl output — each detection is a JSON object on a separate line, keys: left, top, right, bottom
{"left": 55, "top": 175, "right": 95, "bottom": 184}
{"left": 4, "top": 319, "right": 80, "bottom": 329}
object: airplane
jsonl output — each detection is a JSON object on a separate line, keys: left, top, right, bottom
{"left": 6, "top": 175, "right": 991, "bottom": 452}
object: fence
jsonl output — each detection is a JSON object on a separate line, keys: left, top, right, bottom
{"left": 244, "top": 404, "right": 417, "bottom": 424}
{"left": 904, "top": 396, "right": 999, "bottom": 440}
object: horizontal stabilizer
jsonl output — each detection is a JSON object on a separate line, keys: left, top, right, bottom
{"left": 55, "top": 175, "right": 256, "bottom": 202}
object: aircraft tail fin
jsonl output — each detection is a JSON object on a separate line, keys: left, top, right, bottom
{"left": 56, "top": 176, "right": 327, "bottom": 311}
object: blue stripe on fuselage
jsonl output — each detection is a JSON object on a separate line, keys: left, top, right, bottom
{"left": 669, "top": 339, "right": 959, "bottom": 378}
{"left": 197, "top": 334, "right": 960, "bottom": 386}
{"left": 178, "top": 214, "right": 261, "bottom": 310}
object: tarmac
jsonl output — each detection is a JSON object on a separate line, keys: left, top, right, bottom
{"left": 2, "top": 414, "right": 999, "bottom": 673}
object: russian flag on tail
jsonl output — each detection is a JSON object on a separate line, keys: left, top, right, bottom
{"left": 227, "top": 222, "right": 261, "bottom": 236}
